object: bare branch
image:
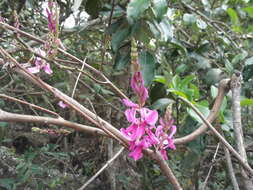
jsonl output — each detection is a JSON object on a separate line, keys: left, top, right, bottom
{"left": 231, "top": 72, "right": 253, "bottom": 189}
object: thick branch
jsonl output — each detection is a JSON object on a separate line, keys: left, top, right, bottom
{"left": 0, "top": 109, "right": 107, "bottom": 137}
{"left": 231, "top": 73, "right": 253, "bottom": 189}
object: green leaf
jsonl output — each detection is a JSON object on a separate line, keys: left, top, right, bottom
{"left": 175, "top": 64, "right": 188, "bottom": 73}
{"left": 211, "top": 85, "right": 218, "bottom": 99}
{"left": 171, "top": 75, "right": 181, "bottom": 89}
{"left": 196, "top": 18, "right": 207, "bottom": 29}
{"left": 205, "top": 68, "right": 222, "bottom": 85}
{"left": 169, "top": 39, "right": 187, "bottom": 55}
{"left": 85, "top": 0, "right": 102, "bottom": 18}
{"left": 151, "top": 98, "right": 174, "bottom": 110}
{"left": 183, "top": 13, "right": 196, "bottom": 25}
{"left": 240, "top": 98, "right": 253, "bottom": 106}
{"left": 190, "top": 84, "right": 200, "bottom": 99}
{"left": 245, "top": 56, "right": 253, "bottom": 65}
{"left": 221, "top": 124, "right": 231, "bottom": 132}
{"left": 187, "top": 104, "right": 210, "bottom": 123}
{"left": 220, "top": 96, "right": 227, "bottom": 113}
{"left": 127, "top": 0, "right": 151, "bottom": 24}
{"left": 139, "top": 51, "right": 156, "bottom": 86}
{"left": 242, "top": 6, "right": 253, "bottom": 18}
{"left": 159, "top": 17, "right": 174, "bottom": 41}
{"left": 152, "top": 0, "right": 168, "bottom": 21}
{"left": 189, "top": 52, "right": 211, "bottom": 69}
{"left": 224, "top": 59, "right": 234, "bottom": 73}
{"left": 0, "top": 178, "right": 16, "bottom": 190}
{"left": 111, "top": 26, "right": 131, "bottom": 51}
{"left": 227, "top": 8, "right": 239, "bottom": 25}
{"left": 114, "top": 51, "right": 130, "bottom": 70}
{"left": 153, "top": 75, "right": 166, "bottom": 84}
{"left": 179, "top": 75, "right": 195, "bottom": 89}
{"left": 168, "top": 89, "right": 187, "bottom": 99}
{"left": 231, "top": 52, "right": 248, "bottom": 65}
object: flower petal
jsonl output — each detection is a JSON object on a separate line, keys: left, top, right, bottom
{"left": 129, "top": 146, "right": 143, "bottom": 161}
{"left": 43, "top": 63, "right": 53, "bottom": 74}
{"left": 122, "top": 99, "right": 138, "bottom": 108}
{"left": 27, "top": 66, "right": 40, "bottom": 74}
{"left": 58, "top": 101, "right": 68, "bottom": 108}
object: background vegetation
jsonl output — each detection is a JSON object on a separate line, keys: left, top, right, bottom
{"left": 0, "top": 0, "right": 253, "bottom": 189}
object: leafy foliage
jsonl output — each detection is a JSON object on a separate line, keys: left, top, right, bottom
{"left": 0, "top": 0, "right": 253, "bottom": 189}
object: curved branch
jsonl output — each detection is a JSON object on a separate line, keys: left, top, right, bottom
{"left": 174, "top": 78, "right": 230, "bottom": 144}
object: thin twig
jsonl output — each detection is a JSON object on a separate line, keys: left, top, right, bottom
{"left": 78, "top": 147, "right": 124, "bottom": 190}
{"left": 71, "top": 59, "right": 86, "bottom": 98}
{"left": 201, "top": 143, "right": 220, "bottom": 189}
{"left": 224, "top": 144, "right": 240, "bottom": 190}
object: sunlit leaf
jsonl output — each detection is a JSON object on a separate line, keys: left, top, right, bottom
{"left": 211, "top": 85, "right": 218, "bottom": 99}
{"left": 245, "top": 56, "right": 253, "bottom": 65}
{"left": 187, "top": 104, "right": 210, "bottom": 123}
{"left": 183, "top": 13, "right": 196, "bottom": 24}
{"left": 152, "top": 0, "right": 168, "bottom": 21}
{"left": 240, "top": 98, "right": 253, "bottom": 106}
{"left": 139, "top": 51, "right": 156, "bottom": 86}
{"left": 196, "top": 18, "right": 207, "bottom": 29}
{"left": 242, "top": 6, "right": 253, "bottom": 18}
{"left": 127, "top": 0, "right": 151, "bottom": 24}
{"left": 151, "top": 98, "right": 174, "bottom": 110}
{"left": 227, "top": 8, "right": 239, "bottom": 25}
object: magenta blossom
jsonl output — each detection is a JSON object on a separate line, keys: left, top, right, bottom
{"left": 155, "top": 119, "right": 177, "bottom": 160}
{"left": 131, "top": 71, "right": 148, "bottom": 106}
{"left": 28, "top": 49, "right": 53, "bottom": 75}
{"left": 121, "top": 69, "right": 177, "bottom": 161}
{"left": 120, "top": 98, "right": 159, "bottom": 160}
{"left": 46, "top": 8, "right": 56, "bottom": 33}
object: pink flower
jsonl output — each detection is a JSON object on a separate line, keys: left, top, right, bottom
{"left": 121, "top": 71, "right": 177, "bottom": 161}
{"left": 58, "top": 101, "right": 68, "bottom": 109}
{"left": 28, "top": 49, "right": 53, "bottom": 75}
{"left": 131, "top": 72, "right": 148, "bottom": 106}
{"left": 120, "top": 98, "right": 159, "bottom": 160}
{"left": 155, "top": 119, "right": 177, "bottom": 160}
{"left": 46, "top": 8, "right": 56, "bottom": 33}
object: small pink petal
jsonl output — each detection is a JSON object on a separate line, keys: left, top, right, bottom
{"left": 27, "top": 66, "right": 40, "bottom": 73}
{"left": 168, "top": 125, "right": 177, "bottom": 139}
{"left": 129, "top": 146, "right": 143, "bottom": 161}
{"left": 160, "top": 149, "right": 168, "bottom": 160}
{"left": 58, "top": 101, "right": 68, "bottom": 108}
{"left": 142, "top": 108, "right": 158, "bottom": 125}
{"left": 43, "top": 63, "right": 53, "bottom": 74}
{"left": 122, "top": 99, "right": 138, "bottom": 108}
{"left": 124, "top": 109, "right": 137, "bottom": 123}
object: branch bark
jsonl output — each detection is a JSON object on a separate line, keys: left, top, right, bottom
{"left": 231, "top": 72, "right": 253, "bottom": 189}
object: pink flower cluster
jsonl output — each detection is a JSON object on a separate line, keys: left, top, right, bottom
{"left": 28, "top": 48, "right": 53, "bottom": 74}
{"left": 121, "top": 72, "right": 176, "bottom": 160}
